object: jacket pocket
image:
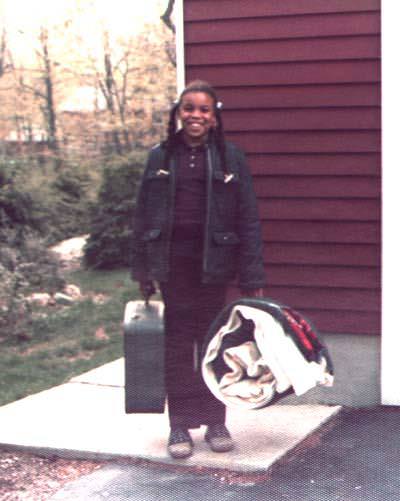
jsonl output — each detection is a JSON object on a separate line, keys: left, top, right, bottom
{"left": 213, "top": 231, "right": 240, "bottom": 245}
{"left": 142, "top": 228, "right": 162, "bottom": 241}
{"left": 209, "top": 231, "right": 239, "bottom": 280}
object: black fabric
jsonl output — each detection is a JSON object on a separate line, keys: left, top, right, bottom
{"left": 170, "top": 225, "right": 204, "bottom": 258}
{"left": 174, "top": 140, "right": 207, "bottom": 228}
{"left": 211, "top": 312, "right": 256, "bottom": 382}
{"left": 160, "top": 252, "right": 227, "bottom": 430}
{"left": 130, "top": 134, "right": 266, "bottom": 290}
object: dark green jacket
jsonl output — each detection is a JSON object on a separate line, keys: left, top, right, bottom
{"left": 131, "top": 137, "right": 266, "bottom": 290}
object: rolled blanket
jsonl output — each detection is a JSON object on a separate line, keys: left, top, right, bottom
{"left": 202, "top": 298, "right": 334, "bottom": 410}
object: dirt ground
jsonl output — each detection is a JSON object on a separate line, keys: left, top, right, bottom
{"left": 0, "top": 448, "right": 106, "bottom": 500}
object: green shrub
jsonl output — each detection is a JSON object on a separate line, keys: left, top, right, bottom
{"left": 1, "top": 156, "right": 97, "bottom": 246}
{"left": 0, "top": 159, "right": 65, "bottom": 339}
{"left": 0, "top": 163, "right": 54, "bottom": 340}
{"left": 47, "top": 166, "right": 93, "bottom": 243}
{"left": 84, "top": 152, "right": 145, "bottom": 269}
{"left": 0, "top": 260, "right": 31, "bottom": 340}
{"left": 18, "top": 232, "right": 65, "bottom": 292}
{"left": 0, "top": 229, "right": 65, "bottom": 341}
{"left": 0, "top": 161, "right": 39, "bottom": 233}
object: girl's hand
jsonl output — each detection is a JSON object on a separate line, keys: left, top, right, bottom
{"left": 139, "top": 280, "right": 156, "bottom": 301}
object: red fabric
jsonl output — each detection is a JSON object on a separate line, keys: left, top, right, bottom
{"left": 282, "top": 307, "right": 315, "bottom": 353}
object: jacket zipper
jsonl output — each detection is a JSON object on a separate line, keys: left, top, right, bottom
{"left": 202, "top": 146, "right": 213, "bottom": 277}
{"left": 166, "top": 154, "right": 177, "bottom": 278}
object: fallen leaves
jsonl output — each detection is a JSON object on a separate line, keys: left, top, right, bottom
{"left": 94, "top": 326, "right": 109, "bottom": 341}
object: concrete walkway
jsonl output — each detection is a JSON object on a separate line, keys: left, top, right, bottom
{"left": 0, "top": 359, "right": 341, "bottom": 473}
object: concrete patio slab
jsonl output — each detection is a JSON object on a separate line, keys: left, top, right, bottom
{"left": 0, "top": 359, "right": 341, "bottom": 473}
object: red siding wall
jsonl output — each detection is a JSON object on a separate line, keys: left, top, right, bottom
{"left": 183, "top": 0, "right": 381, "bottom": 334}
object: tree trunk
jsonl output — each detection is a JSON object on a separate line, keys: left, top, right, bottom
{"left": 40, "top": 27, "right": 60, "bottom": 165}
{"left": 161, "top": 0, "right": 176, "bottom": 34}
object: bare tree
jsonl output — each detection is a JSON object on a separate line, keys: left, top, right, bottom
{"left": 95, "top": 30, "right": 136, "bottom": 154}
{"left": 160, "top": 0, "right": 176, "bottom": 67}
{"left": 161, "top": 0, "right": 176, "bottom": 34}
{"left": 0, "top": 28, "right": 12, "bottom": 78}
{"left": 17, "top": 27, "right": 60, "bottom": 157}
{"left": 1, "top": 6, "right": 177, "bottom": 161}
{"left": 0, "top": 29, "right": 6, "bottom": 77}
{"left": 39, "top": 27, "right": 58, "bottom": 154}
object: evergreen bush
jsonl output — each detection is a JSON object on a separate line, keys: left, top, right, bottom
{"left": 84, "top": 153, "right": 145, "bottom": 269}
{"left": 0, "top": 161, "right": 38, "bottom": 232}
{"left": 0, "top": 161, "right": 65, "bottom": 340}
{"left": 47, "top": 166, "right": 92, "bottom": 243}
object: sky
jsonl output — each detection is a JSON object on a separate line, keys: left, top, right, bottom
{"left": 0, "top": 0, "right": 167, "bottom": 63}
{"left": 1, "top": 0, "right": 165, "bottom": 30}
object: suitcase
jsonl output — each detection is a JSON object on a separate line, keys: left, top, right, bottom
{"left": 123, "top": 300, "right": 165, "bottom": 413}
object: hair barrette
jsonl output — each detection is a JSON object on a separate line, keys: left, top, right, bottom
{"left": 216, "top": 101, "right": 223, "bottom": 110}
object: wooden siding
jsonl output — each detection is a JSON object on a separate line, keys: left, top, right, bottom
{"left": 184, "top": 0, "right": 381, "bottom": 334}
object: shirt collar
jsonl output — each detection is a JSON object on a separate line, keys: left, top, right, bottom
{"left": 177, "top": 130, "right": 208, "bottom": 153}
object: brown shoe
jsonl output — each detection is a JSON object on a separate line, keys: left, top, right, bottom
{"left": 167, "top": 428, "right": 193, "bottom": 459}
{"left": 205, "top": 424, "right": 234, "bottom": 453}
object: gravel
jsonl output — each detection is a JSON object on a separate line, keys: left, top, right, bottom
{"left": 0, "top": 448, "right": 106, "bottom": 500}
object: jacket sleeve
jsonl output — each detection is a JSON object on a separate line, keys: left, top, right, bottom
{"left": 130, "top": 155, "right": 150, "bottom": 282}
{"left": 236, "top": 149, "right": 267, "bottom": 290}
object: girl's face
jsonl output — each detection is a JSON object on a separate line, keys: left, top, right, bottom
{"left": 177, "top": 91, "right": 217, "bottom": 146}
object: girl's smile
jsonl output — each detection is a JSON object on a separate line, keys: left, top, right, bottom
{"left": 178, "top": 91, "right": 217, "bottom": 146}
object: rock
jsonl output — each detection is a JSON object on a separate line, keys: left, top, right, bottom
{"left": 54, "top": 292, "right": 74, "bottom": 305}
{"left": 64, "top": 284, "right": 82, "bottom": 299}
{"left": 50, "top": 235, "right": 89, "bottom": 266}
{"left": 28, "top": 293, "right": 52, "bottom": 307}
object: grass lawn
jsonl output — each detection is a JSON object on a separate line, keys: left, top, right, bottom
{"left": 0, "top": 267, "right": 140, "bottom": 407}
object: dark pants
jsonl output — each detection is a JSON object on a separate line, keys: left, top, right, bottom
{"left": 160, "top": 253, "right": 227, "bottom": 430}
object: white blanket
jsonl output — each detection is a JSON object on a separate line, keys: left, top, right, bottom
{"left": 202, "top": 305, "right": 334, "bottom": 410}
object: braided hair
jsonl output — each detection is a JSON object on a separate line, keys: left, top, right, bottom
{"left": 162, "top": 80, "right": 228, "bottom": 173}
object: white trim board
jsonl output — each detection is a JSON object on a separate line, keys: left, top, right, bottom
{"left": 381, "top": 1, "right": 400, "bottom": 405}
{"left": 175, "top": 0, "right": 185, "bottom": 95}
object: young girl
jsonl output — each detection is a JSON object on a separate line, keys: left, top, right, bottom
{"left": 131, "top": 80, "right": 266, "bottom": 459}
